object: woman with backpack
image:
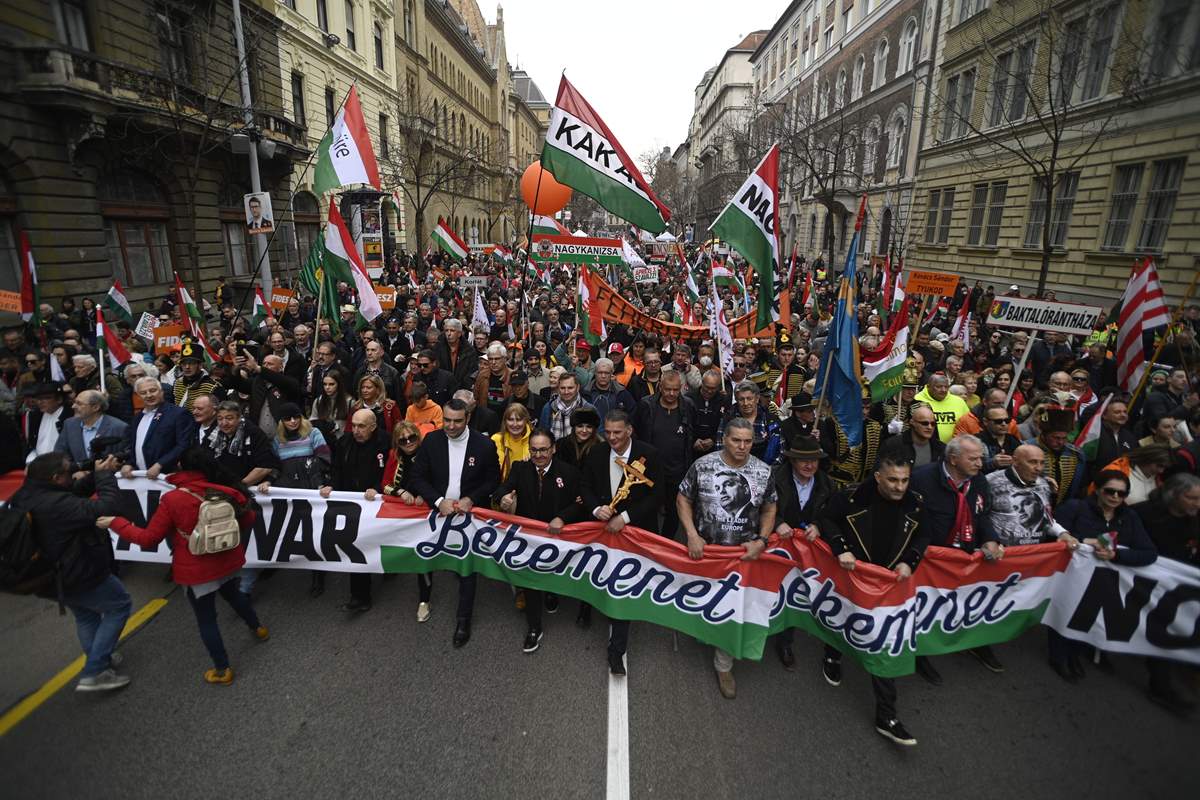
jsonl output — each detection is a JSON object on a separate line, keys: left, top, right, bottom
{"left": 98, "top": 447, "right": 268, "bottom": 685}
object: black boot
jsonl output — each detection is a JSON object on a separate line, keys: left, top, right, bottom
{"left": 309, "top": 572, "right": 325, "bottom": 598}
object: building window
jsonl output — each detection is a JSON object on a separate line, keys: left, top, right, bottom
{"left": 835, "top": 70, "right": 847, "bottom": 109}
{"left": 957, "top": 0, "right": 987, "bottom": 25}
{"left": 379, "top": 113, "right": 389, "bottom": 159}
{"left": 325, "top": 86, "right": 336, "bottom": 126}
{"left": 53, "top": 0, "right": 91, "bottom": 51}
{"left": 290, "top": 72, "right": 306, "bottom": 127}
{"left": 1136, "top": 158, "right": 1184, "bottom": 253}
{"left": 842, "top": 6, "right": 853, "bottom": 36}
{"left": 105, "top": 221, "right": 174, "bottom": 286}
{"left": 1101, "top": 163, "right": 1144, "bottom": 251}
{"left": 988, "top": 42, "right": 1034, "bottom": 126}
{"left": 942, "top": 68, "right": 976, "bottom": 140}
{"left": 925, "top": 188, "right": 954, "bottom": 244}
{"left": 344, "top": 1, "right": 356, "bottom": 51}
{"left": 852, "top": 55, "right": 866, "bottom": 100}
{"left": 967, "top": 181, "right": 1007, "bottom": 246}
{"left": 1081, "top": 3, "right": 1119, "bottom": 100}
{"left": 863, "top": 124, "right": 880, "bottom": 183}
{"left": 1057, "top": 17, "right": 1086, "bottom": 105}
{"left": 220, "top": 222, "right": 252, "bottom": 277}
{"left": 818, "top": 82, "right": 829, "bottom": 118}
{"left": 886, "top": 111, "right": 907, "bottom": 169}
{"left": 898, "top": 19, "right": 917, "bottom": 75}
{"left": 404, "top": 0, "right": 415, "bottom": 45}
{"left": 873, "top": 39, "right": 889, "bottom": 89}
{"left": 1025, "top": 172, "right": 1079, "bottom": 249}
{"left": 155, "top": 6, "right": 189, "bottom": 82}
{"left": 823, "top": 26, "right": 833, "bottom": 53}
{"left": 1147, "top": 0, "right": 1198, "bottom": 80}
{"left": 374, "top": 23, "right": 384, "bottom": 69}
{"left": 809, "top": 213, "right": 817, "bottom": 250}
{"left": 316, "top": 0, "right": 329, "bottom": 33}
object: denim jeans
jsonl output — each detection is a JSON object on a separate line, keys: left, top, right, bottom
{"left": 65, "top": 575, "right": 133, "bottom": 678}
{"left": 186, "top": 579, "right": 261, "bottom": 670}
{"left": 237, "top": 567, "right": 260, "bottom": 595}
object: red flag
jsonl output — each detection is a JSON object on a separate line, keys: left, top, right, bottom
{"left": 18, "top": 230, "right": 38, "bottom": 323}
{"left": 1116, "top": 257, "right": 1170, "bottom": 390}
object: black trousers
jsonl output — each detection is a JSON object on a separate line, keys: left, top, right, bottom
{"left": 456, "top": 574, "right": 477, "bottom": 620}
{"left": 825, "top": 645, "right": 897, "bottom": 720}
{"left": 659, "top": 470, "right": 686, "bottom": 542}
{"left": 524, "top": 589, "right": 543, "bottom": 631}
{"left": 610, "top": 619, "right": 630, "bottom": 657}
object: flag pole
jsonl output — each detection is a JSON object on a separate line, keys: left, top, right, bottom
{"left": 517, "top": 166, "right": 547, "bottom": 356}
{"left": 1129, "top": 269, "right": 1200, "bottom": 406}
{"left": 310, "top": 267, "right": 326, "bottom": 374}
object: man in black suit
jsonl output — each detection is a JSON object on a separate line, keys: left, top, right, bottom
{"left": 769, "top": 435, "right": 835, "bottom": 670}
{"left": 409, "top": 398, "right": 502, "bottom": 648}
{"left": 579, "top": 409, "right": 663, "bottom": 675}
{"left": 454, "top": 389, "right": 499, "bottom": 437}
{"left": 493, "top": 428, "right": 585, "bottom": 653}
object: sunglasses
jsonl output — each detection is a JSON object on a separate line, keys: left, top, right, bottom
{"left": 912, "top": 420, "right": 934, "bottom": 426}
{"left": 25, "top": 359, "right": 40, "bottom": 365}
{"left": 418, "top": 362, "right": 433, "bottom": 369}
{"left": 988, "top": 417, "right": 1010, "bottom": 423}
{"left": 282, "top": 414, "right": 301, "bottom": 421}
{"left": 1101, "top": 487, "right": 1129, "bottom": 498}
{"left": 1072, "top": 376, "right": 1088, "bottom": 382}
{"left": 398, "top": 434, "right": 419, "bottom": 445}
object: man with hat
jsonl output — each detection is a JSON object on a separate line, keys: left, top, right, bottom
{"left": 507, "top": 371, "right": 544, "bottom": 418}
{"left": 561, "top": 337, "right": 596, "bottom": 390}
{"left": 780, "top": 391, "right": 817, "bottom": 445}
{"left": 1033, "top": 401, "right": 1087, "bottom": 506}
{"left": 773, "top": 331, "right": 806, "bottom": 405}
{"left": 819, "top": 386, "right": 884, "bottom": 489}
{"left": 522, "top": 348, "right": 550, "bottom": 397}
{"left": 23, "top": 382, "right": 68, "bottom": 461}
{"left": 769, "top": 434, "right": 834, "bottom": 669}
{"left": 172, "top": 338, "right": 217, "bottom": 411}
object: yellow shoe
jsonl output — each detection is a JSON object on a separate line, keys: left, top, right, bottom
{"left": 204, "top": 667, "right": 234, "bottom": 685}
{"left": 515, "top": 590, "right": 526, "bottom": 611}
{"left": 254, "top": 625, "right": 270, "bottom": 642}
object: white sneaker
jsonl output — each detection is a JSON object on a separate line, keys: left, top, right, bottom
{"left": 417, "top": 602, "right": 431, "bottom": 623}
{"left": 76, "top": 669, "right": 131, "bottom": 693}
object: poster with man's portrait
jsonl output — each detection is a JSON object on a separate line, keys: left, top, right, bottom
{"left": 244, "top": 192, "right": 274, "bottom": 234}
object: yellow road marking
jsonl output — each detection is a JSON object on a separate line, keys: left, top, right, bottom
{"left": 0, "top": 596, "right": 169, "bottom": 737}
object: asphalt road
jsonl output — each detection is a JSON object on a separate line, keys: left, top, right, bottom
{"left": 1, "top": 564, "right": 1196, "bottom": 799}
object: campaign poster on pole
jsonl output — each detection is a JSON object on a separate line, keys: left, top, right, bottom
{"left": 244, "top": 192, "right": 274, "bottom": 235}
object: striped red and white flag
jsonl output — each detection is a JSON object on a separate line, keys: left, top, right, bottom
{"left": 1115, "top": 257, "right": 1170, "bottom": 390}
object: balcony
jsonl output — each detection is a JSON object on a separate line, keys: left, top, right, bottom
{"left": 15, "top": 44, "right": 306, "bottom": 148}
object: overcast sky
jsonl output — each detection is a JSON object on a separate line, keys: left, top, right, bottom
{"left": 491, "top": 0, "right": 782, "bottom": 164}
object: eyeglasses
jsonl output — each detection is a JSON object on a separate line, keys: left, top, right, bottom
{"left": 1101, "top": 487, "right": 1129, "bottom": 498}
{"left": 417, "top": 362, "right": 433, "bottom": 369}
{"left": 1072, "top": 376, "right": 1088, "bottom": 382}
{"left": 398, "top": 434, "right": 419, "bottom": 445}
{"left": 25, "top": 358, "right": 39, "bottom": 365}
{"left": 988, "top": 417, "right": 1010, "bottom": 424}
{"left": 529, "top": 446, "right": 553, "bottom": 454}
{"left": 912, "top": 419, "right": 935, "bottom": 426}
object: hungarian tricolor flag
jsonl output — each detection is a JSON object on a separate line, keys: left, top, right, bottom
{"left": 432, "top": 218, "right": 469, "bottom": 261}
{"left": 862, "top": 301, "right": 911, "bottom": 402}
{"left": 801, "top": 271, "right": 814, "bottom": 310}
{"left": 492, "top": 244, "right": 514, "bottom": 265}
{"left": 577, "top": 267, "right": 605, "bottom": 346}
{"left": 531, "top": 215, "right": 569, "bottom": 237}
{"left": 1075, "top": 393, "right": 1112, "bottom": 461}
{"left": 326, "top": 200, "right": 382, "bottom": 322}
{"left": 173, "top": 273, "right": 204, "bottom": 335}
{"left": 250, "top": 288, "right": 273, "bottom": 328}
{"left": 710, "top": 143, "right": 783, "bottom": 332}
{"left": 542, "top": 76, "right": 670, "bottom": 234}
{"left": 313, "top": 86, "right": 380, "bottom": 196}
{"left": 673, "top": 292, "right": 697, "bottom": 325}
{"left": 18, "top": 230, "right": 38, "bottom": 323}
{"left": 103, "top": 280, "right": 134, "bottom": 325}
{"left": 891, "top": 266, "right": 906, "bottom": 314}
{"left": 96, "top": 307, "right": 132, "bottom": 382}
{"left": 950, "top": 300, "right": 971, "bottom": 350}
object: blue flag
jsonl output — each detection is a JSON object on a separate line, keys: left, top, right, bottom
{"left": 814, "top": 197, "right": 867, "bottom": 447}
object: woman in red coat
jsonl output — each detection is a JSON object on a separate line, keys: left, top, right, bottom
{"left": 99, "top": 447, "right": 268, "bottom": 685}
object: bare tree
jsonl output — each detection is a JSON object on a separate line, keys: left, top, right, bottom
{"left": 380, "top": 88, "right": 495, "bottom": 255}
{"left": 106, "top": 1, "right": 270, "bottom": 299}
{"left": 929, "top": 0, "right": 1149, "bottom": 294}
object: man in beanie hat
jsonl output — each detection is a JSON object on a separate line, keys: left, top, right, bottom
{"left": 1033, "top": 401, "right": 1087, "bottom": 506}
{"left": 172, "top": 337, "right": 217, "bottom": 411}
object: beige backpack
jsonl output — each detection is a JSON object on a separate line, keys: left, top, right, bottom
{"left": 179, "top": 488, "right": 242, "bottom": 556}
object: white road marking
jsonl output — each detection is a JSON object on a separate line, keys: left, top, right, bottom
{"left": 606, "top": 649, "right": 630, "bottom": 800}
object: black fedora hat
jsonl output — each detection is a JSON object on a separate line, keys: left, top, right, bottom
{"left": 782, "top": 434, "right": 826, "bottom": 460}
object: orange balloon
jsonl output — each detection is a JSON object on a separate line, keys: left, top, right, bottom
{"left": 520, "top": 161, "right": 572, "bottom": 216}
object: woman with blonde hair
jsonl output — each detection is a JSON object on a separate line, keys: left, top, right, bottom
{"left": 380, "top": 420, "right": 435, "bottom": 621}
{"left": 348, "top": 374, "right": 401, "bottom": 436}
{"left": 492, "top": 402, "right": 532, "bottom": 481}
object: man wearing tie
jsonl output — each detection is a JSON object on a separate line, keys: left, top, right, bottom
{"left": 493, "top": 427, "right": 585, "bottom": 653}
{"left": 579, "top": 409, "right": 663, "bottom": 675}
{"left": 409, "top": 398, "right": 502, "bottom": 648}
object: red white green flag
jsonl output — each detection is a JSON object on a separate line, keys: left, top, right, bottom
{"left": 577, "top": 267, "right": 605, "bottom": 346}
{"left": 18, "top": 230, "right": 38, "bottom": 323}
{"left": 541, "top": 76, "right": 671, "bottom": 234}
{"left": 313, "top": 86, "right": 380, "bottom": 196}
{"left": 862, "top": 300, "right": 910, "bottom": 402}
{"left": 96, "top": 307, "right": 132, "bottom": 379}
{"left": 326, "top": 200, "right": 383, "bottom": 322}
{"left": 250, "top": 288, "right": 273, "bottom": 329}
{"left": 103, "top": 280, "right": 134, "bottom": 325}
{"left": 802, "top": 271, "right": 814, "bottom": 310}
{"left": 173, "top": 273, "right": 204, "bottom": 336}
{"left": 709, "top": 143, "right": 783, "bottom": 331}
{"left": 1075, "top": 394, "right": 1112, "bottom": 461}
{"left": 531, "top": 215, "right": 569, "bottom": 237}
{"left": 432, "top": 218, "right": 469, "bottom": 261}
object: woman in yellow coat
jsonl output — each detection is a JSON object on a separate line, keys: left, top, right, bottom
{"left": 492, "top": 403, "right": 532, "bottom": 482}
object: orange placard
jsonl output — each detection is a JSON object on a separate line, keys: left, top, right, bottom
{"left": 0, "top": 289, "right": 20, "bottom": 313}
{"left": 270, "top": 287, "right": 295, "bottom": 312}
{"left": 375, "top": 285, "right": 396, "bottom": 310}
{"left": 904, "top": 269, "right": 960, "bottom": 297}
{"left": 154, "top": 323, "right": 185, "bottom": 355}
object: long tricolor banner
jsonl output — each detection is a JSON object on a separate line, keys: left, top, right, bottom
{"left": 26, "top": 475, "right": 1199, "bottom": 671}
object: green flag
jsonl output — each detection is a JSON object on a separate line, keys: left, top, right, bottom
{"left": 300, "top": 234, "right": 341, "bottom": 323}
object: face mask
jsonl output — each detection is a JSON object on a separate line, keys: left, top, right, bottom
{"left": 699, "top": 356, "right": 713, "bottom": 367}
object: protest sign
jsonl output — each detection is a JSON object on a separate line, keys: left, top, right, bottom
{"left": 987, "top": 296, "right": 1104, "bottom": 335}
{"left": 134, "top": 312, "right": 157, "bottom": 341}
{"left": 374, "top": 285, "right": 396, "bottom": 310}
{"left": 904, "top": 270, "right": 960, "bottom": 296}
{"left": 461, "top": 276, "right": 488, "bottom": 289}
{"left": 270, "top": 287, "right": 295, "bottom": 312}
{"left": 633, "top": 265, "right": 659, "bottom": 283}
{"left": 532, "top": 234, "right": 623, "bottom": 265}
{"left": 153, "top": 323, "right": 184, "bottom": 354}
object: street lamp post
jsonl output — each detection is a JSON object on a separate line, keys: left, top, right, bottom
{"left": 231, "top": 0, "right": 273, "bottom": 299}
